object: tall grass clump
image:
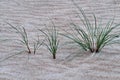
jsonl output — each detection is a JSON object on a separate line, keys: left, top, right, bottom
{"left": 7, "top": 23, "right": 31, "bottom": 54}
{"left": 62, "top": 1, "right": 120, "bottom": 53}
{"left": 38, "top": 22, "right": 59, "bottom": 59}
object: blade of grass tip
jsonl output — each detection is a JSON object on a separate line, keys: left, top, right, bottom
{"left": 99, "top": 24, "right": 120, "bottom": 49}
{"left": 75, "top": 7, "right": 92, "bottom": 35}
{"left": 39, "top": 29, "right": 51, "bottom": 51}
{"left": 65, "top": 23, "right": 80, "bottom": 40}
{"left": 93, "top": 14, "right": 97, "bottom": 36}
{"left": 72, "top": 23, "right": 93, "bottom": 51}
{"left": 38, "top": 28, "right": 52, "bottom": 48}
{"left": 100, "top": 36, "right": 116, "bottom": 50}
{"left": 44, "top": 42, "right": 53, "bottom": 54}
{"left": 97, "top": 20, "right": 119, "bottom": 52}
{"left": 68, "top": 16, "right": 79, "bottom": 37}
{"left": 22, "top": 27, "right": 29, "bottom": 47}
{"left": 74, "top": 12, "right": 88, "bottom": 32}
{"left": 61, "top": 32, "right": 79, "bottom": 44}
{"left": 58, "top": 21, "right": 76, "bottom": 39}
{"left": 0, "top": 51, "right": 25, "bottom": 62}
{"left": 70, "top": 24, "right": 82, "bottom": 40}
{"left": 102, "top": 22, "right": 116, "bottom": 40}
{"left": 44, "top": 24, "right": 51, "bottom": 37}
{"left": 7, "top": 22, "right": 25, "bottom": 38}
{"left": 19, "top": 29, "right": 27, "bottom": 42}
{"left": 48, "top": 18, "right": 56, "bottom": 37}
{"left": 72, "top": 23, "right": 87, "bottom": 41}
{"left": 112, "top": 23, "right": 120, "bottom": 29}
{"left": 103, "top": 19, "right": 114, "bottom": 34}
{"left": 6, "top": 22, "right": 26, "bottom": 43}
{"left": 0, "top": 39, "right": 11, "bottom": 42}
{"left": 56, "top": 39, "right": 60, "bottom": 49}
{"left": 66, "top": 34, "right": 87, "bottom": 50}
{"left": 38, "top": 29, "right": 49, "bottom": 38}
{"left": 6, "top": 22, "right": 17, "bottom": 30}
{"left": 22, "top": 27, "right": 28, "bottom": 41}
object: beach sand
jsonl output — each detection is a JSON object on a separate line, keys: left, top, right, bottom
{"left": 0, "top": 0, "right": 120, "bottom": 80}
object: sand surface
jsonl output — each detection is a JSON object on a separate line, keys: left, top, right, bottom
{"left": 0, "top": 0, "right": 120, "bottom": 80}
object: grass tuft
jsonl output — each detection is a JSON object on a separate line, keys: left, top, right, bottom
{"left": 33, "top": 36, "right": 44, "bottom": 54}
{"left": 38, "top": 21, "right": 59, "bottom": 59}
{"left": 62, "top": 1, "right": 120, "bottom": 53}
{"left": 6, "top": 22, "right": 31, "bottom": 54}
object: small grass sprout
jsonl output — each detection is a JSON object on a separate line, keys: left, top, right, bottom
{"left": 33, "top": 36, "right": 44, "bottom": 54}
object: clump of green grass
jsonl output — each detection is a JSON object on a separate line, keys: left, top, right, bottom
{"left": 62, "top": 1, "right": 120, "bottom": 53}
{"left": 38, "top": 23, "right": 59, "bottom": 59}
{"left": 0, "top": 23, "right": 44, "bottom": 62}
{"left": 7, "top": 23, "right": 31, "bottom": 54}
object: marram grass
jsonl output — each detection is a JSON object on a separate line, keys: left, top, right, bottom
{"left": 7, "top": 23, "right": 31, "bottom": 54}
{"left": 38, "top": 23, "right": 59, "bottom": 59}
{"left": 62, "top": 3, "right": 120, "bottom": 53}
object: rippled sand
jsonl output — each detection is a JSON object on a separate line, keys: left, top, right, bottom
{"left": 0, "top": 0, "right": 120, "bottom": 80}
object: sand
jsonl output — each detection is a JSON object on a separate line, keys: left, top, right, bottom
{"left": 0, "top": 0, "right": 120, "bottom": 80}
